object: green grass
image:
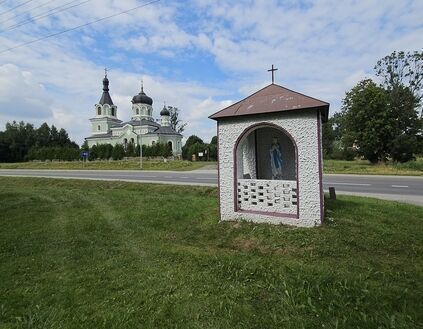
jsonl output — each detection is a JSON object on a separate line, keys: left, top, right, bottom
{"left": 0, "top": 160, "right": 215, "bottom": 171}
{"left": 1, "top": 158, "right": 422, "bottom": 176}
{"left": 324, "top": 158, "right": 423, "bottom": 176}
{"left": 0, "top": 177, "right": 422, "bottom": 329}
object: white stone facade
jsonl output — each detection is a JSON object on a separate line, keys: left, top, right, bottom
{"left": 217, "top": 109, "right": 324, "bottom": 227}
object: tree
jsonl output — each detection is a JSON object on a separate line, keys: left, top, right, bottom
{"left": 386, "top": 85, "right": 421, "bottom": 162}
{"left": 210, "top": 136, "right": 217, "bottom": 145}
{"left": 81, "top": 141, "right": 89, "bottom": 151}
{"left": 36, "top": 123, "right": 51, "bottom": 147}
{"left": 340, "top": 79, "right": 391, "bottom": 163}
{"left": 188, "top": 142, "right": 206, "bottom": 161}
{"left": 184, "top": 135, "right": 203, "bottom": 147}
{"left": 97, "top": 144, "right": 113, "bottom": 159}
{"left": 125, "top": 142, "right": 136, "bottom": 157}
{"left": 374, "top": 51, "right": 422, "bottom": 161}
{"left": 50, "top": 125, "right": 59, "bottom": 145}
{"left": 182, "top": 135, "right": 204, "bottom": 160}
{"left": 322, "top": 113, "right": 346, "bottom": 159}
{"left": 322, "top": 120, "right": 335, "bottom": 158}
{"left": 340, "top": 77, "right": 421, "bottom": 163}
{"left": 112, "top": 144, "right": 125, "bottom": 160}
{"left": 375, "top": 50, "right": 423, "bottom": 116}
{"left": 167, "top": 106, "right": 187, "bottom": 133}
{"left": 58, "top": 128, "right": 70, "bottom": 146}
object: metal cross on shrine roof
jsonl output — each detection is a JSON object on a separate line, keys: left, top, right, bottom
{"left": 104, "top": 67, "right": 108, "bottom": 77}
{"left": 267, "top": 64, "right": 278, "bottom": 84}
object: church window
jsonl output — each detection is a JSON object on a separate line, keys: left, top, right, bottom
{"left": 97, "top": 108, "right": 101, "bottom": 115}
{"left": 124, "top": 138, "right": 128, "bottom": 150}
{"left": 136, "top": 108, "right": 139, "bottom": 115}
{"left": 168, "top": 141, "right": 173, "bottom": 150}
{"left": 130, "top": 138, "right": 134, "bottom": 144}
{"left": 111, "top": 108, "right": 114, "bottom": 116}
{"left": 97, "top": 125, "right": 101, "bottom": 131}
{"left": 152, "top": 141, "right": 156, "bottom": 145}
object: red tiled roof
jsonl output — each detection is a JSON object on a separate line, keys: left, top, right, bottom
{"left": 209, "top": 84, "right": 329, "bottom": 122}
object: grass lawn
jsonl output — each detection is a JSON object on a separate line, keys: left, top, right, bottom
{"left": 324, "top": 158, "right": 423, "bottom": 176}
{"left": 0, "top": 160, "right": 215, "bottom": 171}
{"left": 0, "top": 178, "right": 422, "bottom": 329}
{"left": 1, "top": 158, "right": 422, "bottom": 176}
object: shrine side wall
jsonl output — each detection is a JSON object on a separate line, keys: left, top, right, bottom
{"left": 218, "top": 110, "right": 322, "bottom": 227}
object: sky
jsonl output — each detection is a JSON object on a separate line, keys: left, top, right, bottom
{"left": 0, "top": 0, "right": 422, "bottom": 145}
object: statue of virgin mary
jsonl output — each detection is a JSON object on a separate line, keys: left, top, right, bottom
{"left": 270, "top": 137, "right": 283, "bottom": 179}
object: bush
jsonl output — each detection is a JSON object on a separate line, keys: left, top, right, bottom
{"left": 330, "top": 147, "right": 356, "bottom": 161}
{"left": 27, "top": 146, "right": 80, "bottom": 161}
{"left": 112, "top": 144, "right": 125, "bottom": 160}
{"left": 97, "top": 144, "right": 113, "bottom": 160}
{"left": 125, "top": 142, "right": 136, "bottom": 157}
{"left": 390, "top": 134, "right": 417, "bottom": 163}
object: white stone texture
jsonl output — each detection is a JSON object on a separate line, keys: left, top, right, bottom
{"left": 218, "top": 109, "right": 323, "bottom": 227}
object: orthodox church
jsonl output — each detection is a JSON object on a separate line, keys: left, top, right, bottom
{"left": 85, "top": 74, "right": 183, "bottom": 156}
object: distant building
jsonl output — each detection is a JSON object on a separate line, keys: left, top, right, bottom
{"left": 85, "top": 74, "right": 182, "bottom": 155}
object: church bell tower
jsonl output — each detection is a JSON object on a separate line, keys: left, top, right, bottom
{"left": 90, "top": 70, "right": 121, "bottom": 135}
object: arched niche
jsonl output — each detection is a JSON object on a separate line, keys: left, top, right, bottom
{"left": 235, "top": 124, "right": 297, "bottom": 181}
{"left": 234, "top": 123, "right": 299, "bottom": 217}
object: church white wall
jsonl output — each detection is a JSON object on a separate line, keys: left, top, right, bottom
{"left": 158, "top": 135, "right": 183, "bottom": 155}
{"left": 217, "top": 109, "right": 323, "bottom": 227}
{"left": 90, "top": 117, "right": 121, "bottom": 135}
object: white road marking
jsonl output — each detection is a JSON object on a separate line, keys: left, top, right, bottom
{"left": 164, "top": 176, "right": 172, "bottom": 178}
{"left": 391, "top": 185, "right": 409, "bottom": 188}
{"left": 196, "top": 177, "right": 214, "bottom": 180}
{"left": 327, "top": 182, "right": 371, "bottom": 186}
{"left": 179, "top": 176, "right": 189, "bottom": 179}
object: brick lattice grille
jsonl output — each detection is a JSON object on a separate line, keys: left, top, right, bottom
{"left": 237, "top": 179, "right": 297, "bottom": 215}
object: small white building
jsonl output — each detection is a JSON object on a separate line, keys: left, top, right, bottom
{"left": 209, "top": 83, "right": 329, "bottom": 227}
{"left": 85, "top": 74, "right": 183, "bottom": 155}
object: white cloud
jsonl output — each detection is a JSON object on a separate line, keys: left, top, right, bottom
{"left": 0, "top": 64, "right": 52, "bottom": 119}
{"left": 0, "top": 0, "right": 422, "bottom": 146}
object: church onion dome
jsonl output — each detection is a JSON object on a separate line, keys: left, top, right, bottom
{"left": 160, "top": 105, "right": 170, "bottom": 116}
{"left": 132, "top": 84, "right": 153, "bottom": 105}
{"left": 99, "top": 75, "right": 114, "bottom": 105}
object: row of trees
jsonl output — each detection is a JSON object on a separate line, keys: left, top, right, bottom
{"left": 83, "top": 142, "right": 173, "bottom": 160}
{"left": 0, "top": 121, "right": 79, "bottom": 162}
{"left": 182, "top": 135, "right": 217, "bottom": 161}
{"left": 323, "top": 50, "right": 422, "bottom": 163}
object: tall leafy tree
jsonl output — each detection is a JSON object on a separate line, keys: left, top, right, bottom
{"left": 58, "top": 128, "right": 70, "bottom": 146}
{"left": 374, "top": 50, "right": 422, "bottom": 161}
{"left": 338, "top": 51, "right": 422, "bottom": 163}
{"left": 36, "top": 122, "right": 51, "bottom": 147}
{"left": 340, "top": 79, "right": 391, "bottom": 163}
{"left": 375, "top": 50, "right": 423, "bottom": 116}
{"left": 182, "top": 135, "right": 204, "bottom": 160}
{"left": 167, "top": 106, "right": 187, "bottom": 133}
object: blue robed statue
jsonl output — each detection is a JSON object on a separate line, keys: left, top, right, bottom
{"left": 270, "top": 137, "right": 283, "bottom": 180}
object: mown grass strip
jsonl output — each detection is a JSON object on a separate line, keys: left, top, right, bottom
{"left": 0, "top": 177, "right": 422, "bottom": 328}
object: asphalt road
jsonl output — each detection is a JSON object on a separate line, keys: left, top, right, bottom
{"left": 0, "top": 169, "right": 422, "bottom": 205}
